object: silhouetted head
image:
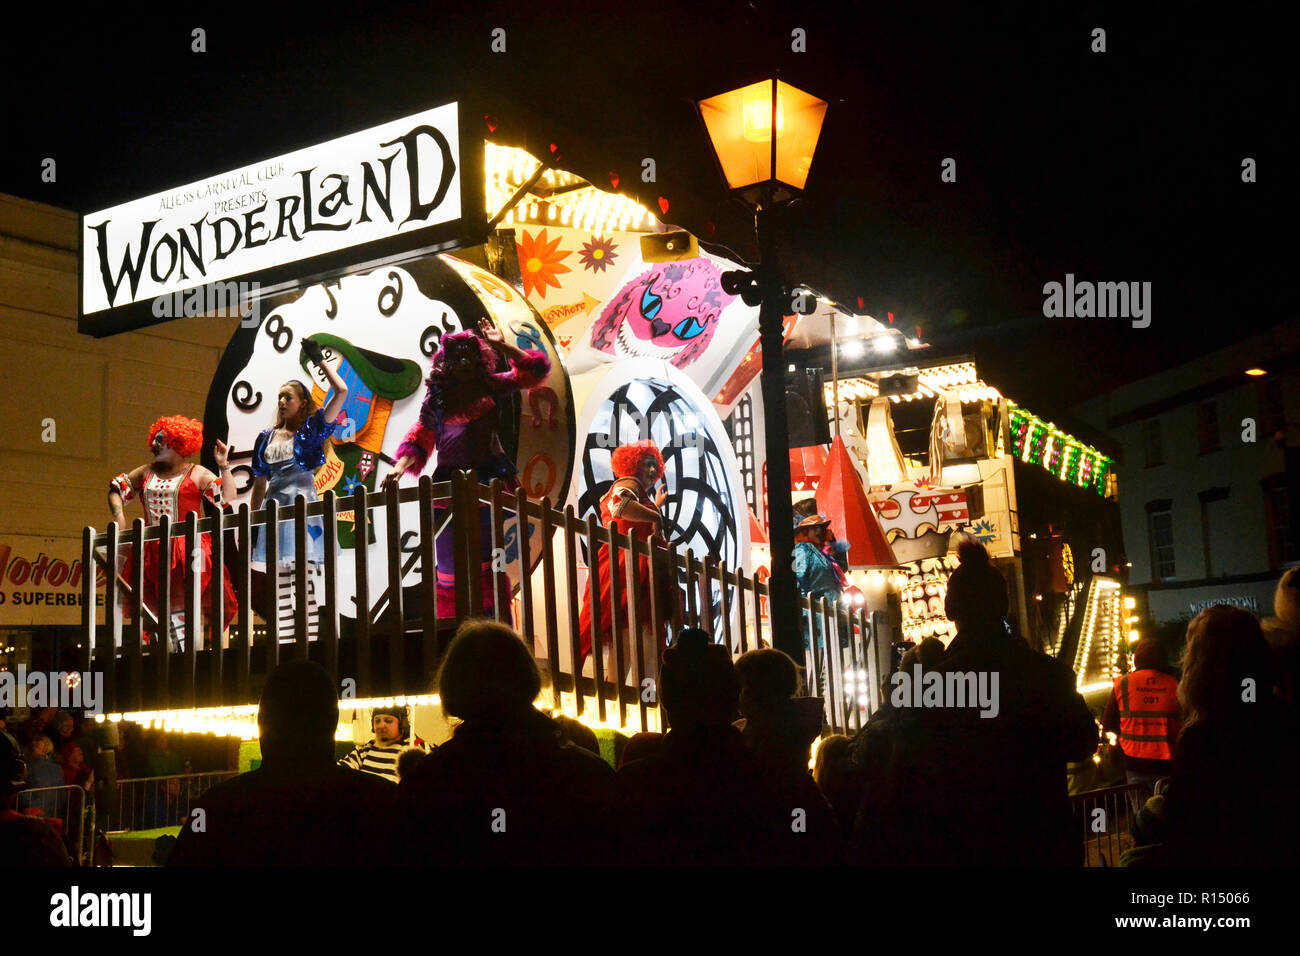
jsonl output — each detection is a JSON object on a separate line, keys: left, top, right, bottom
{"left": 619, "top": 731, "right": 664, "bottom": 768}
{"left": 1133, "top": 636, "right": 1167, "bottom": 672}
{"left": 944, "top": 539, "right": 1008, "bottom": 630}
{"left": 437, "top": 620, "right": 541, "bottom": 723}
{"left": 900, "top": 637, "right": 946, "bottom": 672}
{"left": 813, "top": 734, "right": 852, "bottom": 791}
{"left": 553, "top": 714, "right": 600, "bottom": 756}
{"left": 1180, "top": 605, "right": 1273, "bottom": 728}
{"left": 0, "top": 814, "right": 69, "bottom": 865}
{"left": 659, "top": 628, "right": 739, "bottom": 730}
{"left": 396, "top": 747, "right": 428, "bottom": 781}
{"left": 735, "top": 648, "right": 799, "bottom": 717}
{"left": 257, "top": 660, "right": 340, "bottom": 766}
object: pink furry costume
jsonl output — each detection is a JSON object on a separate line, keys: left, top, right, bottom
{"left": 396, "top": 330, "right": 549, "bottom": 617}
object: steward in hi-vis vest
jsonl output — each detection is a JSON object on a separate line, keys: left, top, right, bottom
{"left": 1102, "top": 637, "right": 1181, "bottom": 779}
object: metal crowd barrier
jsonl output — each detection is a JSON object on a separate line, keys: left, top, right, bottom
{"left": 16, "top": 783, "right": 94, "bottom": 865}
{"left": 106, "top": 771, "right": 240, "bottom": 833}
{"left": 1070, "top": 781, "right": 1150, "bottom": 866}
{"left": 83, "top": 471, "right": 888, "bottom": 734}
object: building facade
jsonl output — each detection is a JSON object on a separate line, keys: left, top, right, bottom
{"left": 1073, "top": 319, "right": 1299, "bottom": 626}
{"left": 0, "top": 193, "right": 239, "bottom": 675}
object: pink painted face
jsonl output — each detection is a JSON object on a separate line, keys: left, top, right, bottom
{"left": 589, "top": 259, "right": 734, "bottom": 369}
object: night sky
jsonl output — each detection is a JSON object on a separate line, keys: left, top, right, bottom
{"left": 3, "top": 2, "right": 1293, "bottom": 419}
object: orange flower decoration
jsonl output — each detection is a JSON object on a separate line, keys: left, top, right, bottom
{"left": 517, "top": 229, "right": 572, "bottom": 299}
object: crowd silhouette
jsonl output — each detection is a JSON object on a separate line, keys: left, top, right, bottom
{"left": 4, "top": 541, "right": 1300, "bottom": 867}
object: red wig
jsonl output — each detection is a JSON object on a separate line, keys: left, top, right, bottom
{"left": 147, "top": 415, "right": 203, "bottom": 458}
{"left": 611, "top": 440, "right": 665, "bottom": 481}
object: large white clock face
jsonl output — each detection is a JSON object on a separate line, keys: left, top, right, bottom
{"left": 205, "top": 254, "right": 574, "bottom": 621}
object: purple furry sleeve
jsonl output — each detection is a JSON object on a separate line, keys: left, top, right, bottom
{"left": 491, "top": 349, "right": 550, "bottom": 392}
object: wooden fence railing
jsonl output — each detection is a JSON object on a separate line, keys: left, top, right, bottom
{"left": 82, "top": 471, "right": 886, "bottom": 734}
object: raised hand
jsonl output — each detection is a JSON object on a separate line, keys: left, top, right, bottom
{"left": 478, "top": 317, "right": 504, "bottom": 346}
{"left": 213, "top": 439, "right": 229, "bottom": 469}
{"left": 301, "top": 336, "right": 326, "bottom": 366}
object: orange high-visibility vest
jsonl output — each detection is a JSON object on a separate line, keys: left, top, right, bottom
{"left": 1114, "top": 669, "right": 1180, "bottom": 761}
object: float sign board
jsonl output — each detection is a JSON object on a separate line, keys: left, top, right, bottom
{"left": 80, "top": 101, "right": 484, "bottom": 336}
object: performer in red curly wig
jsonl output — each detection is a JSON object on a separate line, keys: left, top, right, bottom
{"left": 107, "top": 415, "right": 238, "bottom": 651}
{"left": 578, "top": 440, "right": 680, "bottom": 676}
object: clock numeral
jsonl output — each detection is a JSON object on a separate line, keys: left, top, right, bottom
{"left": 378, "top": 271, "right": 403, "bottom": 317}
{"left": 324, "top": 284, "right": 339, "bottom": 319}
{"left": 509, "top": 319, "right": 545, "bottom": 352}
{"left": 264, "top": 314, "right": 294, "bottom": 353}
{"left": 232, "top": 381, "right": 262, "bottom": 411}
{"left": 420, "top": 325, "right": 441, "bottom": 356}
{"left": 228, "top": 463, "right": 256, "bottom": 496}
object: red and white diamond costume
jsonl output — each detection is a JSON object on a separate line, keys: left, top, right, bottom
{"left": 111, "top": 465, "right": 238, "bottom": 645}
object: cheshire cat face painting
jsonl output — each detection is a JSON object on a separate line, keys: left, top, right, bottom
{"left": 587, "top": 259, "right": 734, "bottom": 369}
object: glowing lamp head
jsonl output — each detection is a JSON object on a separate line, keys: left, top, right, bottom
{"left": 698, "top": 79, "right": 827, "bottom": 199}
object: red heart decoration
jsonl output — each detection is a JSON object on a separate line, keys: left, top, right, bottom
{"left": 549, "top": 143, "right": 559, "bottom": 154}
{"left": 658, "top": 196, "right": 670, "bottom": 215}
{"left": 484, "top": 115, "right": 498, "bottom": 132}
{"left": 857, "top": 296, "right": 864, "bottom": 310}
{"left": 887, "top": 311, "right": 895, "bottom": 323}
{"left": 608, "top": 172, "right": 620, "bottom": 189}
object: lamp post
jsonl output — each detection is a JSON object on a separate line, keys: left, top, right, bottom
{"left": 698, "top": 79, "right": 827, "bottom": 664}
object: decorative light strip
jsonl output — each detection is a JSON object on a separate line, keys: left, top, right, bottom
{"left": 89, "top": 691, "right": 663, "bottom": 741}
{"left": 1008, "top": 402, "right": 1112, "bottom": 496}
{"left": 94, "top": 696, "right": 443, "bottom": 740}
{"left": 484, "top": 142, "right": 656, "bottom": 234}
{"left": 830, "top": 363, "right": 1002, "bottom": 407}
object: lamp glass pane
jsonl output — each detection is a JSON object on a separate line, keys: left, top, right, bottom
{"left": 774, "top": 81, "right": 828, "bottom": 191}
{"left": 699, "top": 80, "right": 775, "bottom": 190}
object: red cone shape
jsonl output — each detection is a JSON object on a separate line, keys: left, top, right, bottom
{"left": 789, "top": 446, "right": 827, "bottom": 491}
{"left": 748, "top": 504, "right": 768, "bottom": 545}
{"left": 816, "top": 435, "right": 898, "bottom": 568}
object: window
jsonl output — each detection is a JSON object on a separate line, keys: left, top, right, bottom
{"left": 1262, "top": 474, "right": 1296, "bottom": 568}
{"left": 726, "top": 396, "right": 757, "bottom": 515}
{"left": 1197, "top": 400, "right": 1220, "bottom": 454}
{"left": 1259, "top": 379, "right": 1285, "bottom": 437}
{"left": 1142, "top": 419, "right": 1164, "bottom": 468}
{"left": 1146, "top": 500, "right": 1176, "bottom": 581}
{"left": 1199, "top": 487, "right": 1230, "bottom": 578}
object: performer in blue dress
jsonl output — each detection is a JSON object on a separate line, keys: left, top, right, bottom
{"left": 249, "top": 338, "right": 349, "bottom": 638}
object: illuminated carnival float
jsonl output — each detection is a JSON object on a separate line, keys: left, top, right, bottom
{"left": 77, "top": 105, "right": 1125, "bottom": 742}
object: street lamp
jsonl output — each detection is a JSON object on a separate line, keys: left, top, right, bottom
{"left": 698, "top": 78, "right": 827, "bottom": 665}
